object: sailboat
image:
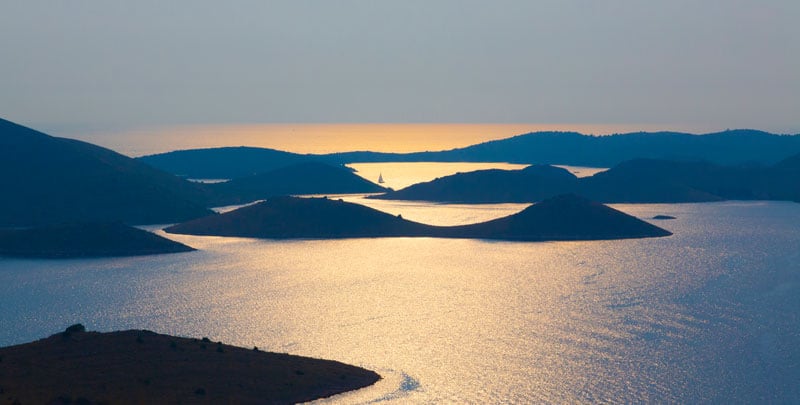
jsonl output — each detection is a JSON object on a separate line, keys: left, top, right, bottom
{"left": 378, "top": 173, "right": 385, "bottom": 184}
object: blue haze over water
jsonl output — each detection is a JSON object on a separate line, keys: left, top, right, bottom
{"left": 1, "top": 190, "right": 799, "bottom": 402}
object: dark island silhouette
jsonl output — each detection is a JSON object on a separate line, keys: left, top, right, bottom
{"left": 374, "top": 165, "right": 581, "bottom": 203}
{"left": 138, "top": 130, "right": 800, "bottom": 179}
{"left": 773, "top": 152, "right": 800, "bottom": 202}
{"left": 0, "top": 222, "right": 194, "bottom": 258}
{"left": 165, "top": 194, "right": 671, "bottom": 241}
{"left": 1, "top": 117, "right": 386, "bottom": 213}
{"left": 652, "top": 215, "right": 677, "bottom": 220}
{"left": 372, "top": 157, "right": 800, "bottom": 204}
{"left": 167, "top": 195, "right": 437, "bottom": 239}
{"left": 377, "top": 164, "right": 577, "bottom": 203}
{"left": 206, "top": 162, "right": 388, "bottom": 206}
{"left": 327, "top": 130, "right": 800, "bottom": 167}
{"left": 138, "top": 146, "right": 331, "bottom": 179}
{"left": 0, "top": 118, "right": 213, "bottom": 227}
{"left": 0, "top": 325, "right": 380, "bottom": 404}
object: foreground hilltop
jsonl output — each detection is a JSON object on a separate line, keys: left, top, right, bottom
{"left": 0, "top": 326, "right": 380, "bottom": 404}
{"left": 0, "top": 118, "right": 213, "bottom": 226}
{"left": 166, "top": 194, "right": 671, "bottom": 241}
{"left": 0, "top": 222, "right": 194, "bottom": 258}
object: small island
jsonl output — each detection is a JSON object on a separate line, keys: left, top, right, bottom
{"left": 166, "top": 194, "right": 671, "bottom": 241}
{"left": 0, "top": 222, "right": 195, "bottom": 258}
{"left": 652, "top": 215, "right": 677, "bottom": 220}
{"left": 0, "top": 325, "right": 381, "bottom": 404}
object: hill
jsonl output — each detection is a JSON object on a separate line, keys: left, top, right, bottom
{"left": 372, "top": 158, "right": 800, "bottom": 204}
{"left": 166, "top": 196, "right": 436, "bottom": 238}
{"left": 330, "top": 130, "right": 800, "bottom": 167}
{"left": 165, "top": 195, "right": 671, "bottom": 241}
{"left": 374, "top": 165, "right": 578, "bottom": 203}
{"left": 206, "top": 162, "right": 387, "bottom": 206}
{"left": 772, "top": 152, "right": 800, "bottom": 202}
{"left": 443, "top": 194, "right": 671, "bottom": 240}
{"left": 0, "top": 326, "right": 380, "bottom": 404}
{"left": 0, "top": 118, "right": 213, "bottom": 227}
{"left": 137, "top": 146, "right": 328, "bottom": 179}
{"left": 579, "top": 160, "right": 729, "bottom": 203}
{"left": 776, "top": 152, "right": 800, "bottom": 170}
{"left": 139, "top": 130, "right": 800, "bottom": 180}
{"left": 581, "top": 158, "right": 799, "bottom": 203}
{"left": 0, "top": 222, "right": 194, "bottom": 258}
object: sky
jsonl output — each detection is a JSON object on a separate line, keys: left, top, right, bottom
{"left": 1, "top": 1, "right": 799, "bottom": 141}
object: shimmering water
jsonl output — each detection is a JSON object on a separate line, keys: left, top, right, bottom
{"left": 1, "top": 198, "right": 798, "bottom": 403}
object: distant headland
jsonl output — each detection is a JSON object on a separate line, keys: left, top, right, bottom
{"left": 138, "top": 129, "right": 800, "bottom": 179}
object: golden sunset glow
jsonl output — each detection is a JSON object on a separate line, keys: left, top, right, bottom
{"left": 85, "top": 123, "right": 712, "bottom": 157}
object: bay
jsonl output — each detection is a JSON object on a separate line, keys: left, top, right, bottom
{"left": 1, "top": 165, "right": 798, "bottom": 402}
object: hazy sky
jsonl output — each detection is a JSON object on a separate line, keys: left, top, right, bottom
{"left": 2, "top": 1, "right": 799, "bottom": 136}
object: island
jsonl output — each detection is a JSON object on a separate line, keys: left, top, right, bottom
{"left": 372, "top": 164, "right": 578, "bottom": 203}
{"left": 0, "top": 118, "right": 213, "bottom": 227}
{"left": 137, "top": 146, "right": 324, "bottom": 179}
{"left": 371, "top": 157, "right": 800, "bottom": 204}
{"left": 139, "top": 130, "right": 800, "bottom": 178}
{"left": 0, "top": 325, "right": 380, "bottom": 404}
{"left": 652, "top": 215, "right": 677, "bottom": 220}
{"left": 205, "top": 162, "right": 387, "bottom": 206}
{"left": 0, "top": 222, "right": 195, "bottom": 258}
{"left": 165, "top": 194, "right": 671, "bottom": 241}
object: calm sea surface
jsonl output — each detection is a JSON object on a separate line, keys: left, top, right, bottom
{"left": 1, "top": 164, "right": 799, "bottom": 403}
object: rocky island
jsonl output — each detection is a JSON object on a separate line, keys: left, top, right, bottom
{"left": 0, "top": 325, "right": 380, "bottom": 404}
{"left": 166, "top": 194, "right": 671, "bottom": 241}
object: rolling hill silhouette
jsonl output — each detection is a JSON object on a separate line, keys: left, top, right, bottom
{"left": 165, "top": 195, "right": 671, "bottom": 241}
{"left": 329, "top": 130, "right": 800, "bottom": 166}
{"left": 138, "top": 146, "right": 328, "bottom": 179}
{"left": 443, "top": 194, "right": 672, "bottom": 240}
{"left": 206, "top": 162, "right": 387, "bottom": 206}
{"left": 372, "top": 158, "right": 799, "bottom": 204}
{"left": 138, "top": 130, "right": 800, "bottom": 180}
{"left": 771, "top": 152, "right": 800, "bottom": 202}
{"left": 776, "top": 152, "right": 800, "bottom": 170}
{"left": 0, "top": 118, "right": 213, "bottom": 227}
{"left": 374, "top": 164, "right": 579, "bottom": 203}
{"left": 166, "top": 196, "right": 435, "bottom": 238}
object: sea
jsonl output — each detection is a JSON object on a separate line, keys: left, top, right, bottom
{"left": 1, "top": 162, "right": 799, "bottom": 403}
